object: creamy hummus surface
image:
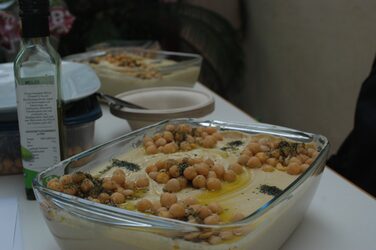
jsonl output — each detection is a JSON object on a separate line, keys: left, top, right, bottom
{"left": 45, "top": 124, "right": 318, "bottom": 248}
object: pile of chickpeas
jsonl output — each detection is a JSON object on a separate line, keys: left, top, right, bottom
{"left": 47, "top": 169, "right": 150, "bottom": 205}
{"left": 135, "top": 194, "right": 245, "bottom": 244}
{"left": 143, "top": 124, "right": 223, "bottom": 155}
{"left": 146, "top": 157, "right": 245, "bottom": 193}
{"left": 237, "top": 137, "right": 318, "bottom": 175}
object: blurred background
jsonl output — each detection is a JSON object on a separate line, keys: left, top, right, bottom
{"left": 1, "top": 0, "right": 376, "bottom": 188}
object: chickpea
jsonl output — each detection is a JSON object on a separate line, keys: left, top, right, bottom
{"left": 237, "top": 154, "right": 250, "bottom": 166}
{"left": 213, "top": 164, "right": 225, "bottom": 179}
{"left": 158, "top": 210, "right": 172, "bottom": 218}
{"left": 146, "top": 144, "right": 158, "bottom": 154}
{"left": 144, "top": 141, "right": 155, "bottom": 148}
{"left": 194, "top": 163, "right": 209, "bottom": 177}
{"left": 206, "top": 177, "right": 222, "bottom": 191}
{"left": 177, "top": 177, "right": 188, "bottom": 189}
{"left": 98, "top": 193, "right": 110, "bottom": 203}
{"left": 223, "top": 170, "right": 237, "bottom": 182}
{"left": 204, "top": 214, "right": 220, "bottom": 225}
{"left": 153, "top": 160, "right": 165, "bottom": 170}
{"left": 179, "top": 141, "right": 191, "bottom": 151}
{"left": 136, "top": 199, "right": 153, "bottom": 212}
{"left": 113, "top": 169, "right": 125, "bottom": 176}
{"left": 301, "top": 163, "right": 310, "bottom": 171}
{"left": 213, "top": 132, "right": 223, "bottom": 141}
{"left": 122, "top": 189, "right": 134, "bottom": 197}
{"left": 198, "top": 206, "right": 212, "bottom": 219}
{"left": 287, "top": 163, "right": 303, "bottom": 175}
{"left": 124, "top": 180, "right": 135, "bottom": 190}
{"left": 204, "top": 126, "right": 217, "bottom": 135}
{"left": 102, "top": 180, "right": 117, "bottom": 191}
{"left": 276, "top": 162, "right": 287, "bottom": 171}
{"left": 248, "top": 142, "right": 261, "bottom": 154}
{"left": 229, "top": 163, "right": 244, "bottom": 175}
{"left": 198, "top": 231, "right": 213, "bottom": 239}
{"left": 188, "top": 157, "right": 202, "bottom": 165}
{"left": 59, "top": 175, "right": 73, "bottom": 185}
{"left": 145, "top": 165, "right": 157, "bottom": 174}
{"left": 80, "top": 179, "right": 94, "bottom": 193}
{"left": 186, "top": 135, "right": 195, "bottom": 143}
{"left": 189, "top": 204, "right": 202, "bottom": 213}
{"left": 143, "top": 135, "right": 153, "bottom": 145}
{"left": 71, "top": 172, "right": 86, "bottom": 184}
{"left": 148, "top": 171, "right": 158, "bottom": 180}
{"left": 164, "top": 178, "right": 181, "bottom": 192}
{"left": 307, "top": 148, "right": 317, "bottom": 157}
{"left": 177, "top": 124, "right": 192, "bottom": 133}
{"left": 184, "top": 232, "right": 200, "bottom": 241}
{"left": 155, "top": 137, "right": 167, "bottom": 147}
{"left": 219, "top": 231, "right": 234, "bottom": 240}
{"left": 208, "top": 235, "right": 222, "bottom": 245}
{"left": 63, "top": 186, "right": 77, "bottom": 195}
{"left": 247, "top": 156, "right": 262, "bottom": 168}
{"left": 208, "top": 171, "right": 217, "bottom": 179}
{"left": 47, "top": 179, "right": 63, "bottom": 192}
{"left": 163, "top": 131, "right": 174, "bottom": 142}
{"left": 165, "top": 124, "right": 176, "bottom": 132}
{"left": 266, "top": 157, "right": 278, "bottom": 167}
{"left": 183, "top": 197, "right": 198, "bottom": 206}
{"left": 136, "top": 176, "right": 150, "bottom": 188}
{"left": 305, "top": 158, "right": 314, "bottom": 164}
{"left": 160, "top": 192, "right": 177, "bottom": 208}
{"left": 289, "top": 157, "right": 302, "bottom": 165}
{"left": 169, "top": 203, "right": 186, "bottom": 219}
{"left": 152, "top": 200, "right": 162, "bottom": 213}
{"left": 192, "top": 175, "right": 206, "bottom": 189}
{"left": 162, "top": 142, "right": 178, "bottom": 154}
{"left": 111, "top": 192, "right": 125, "bottom": 204}
{"left": 156, "top": 172, "right": 170, "bottom": 184}
{"left": 111, "top": 174, "right": 125, "bottom": 185}
{"left": 255, "top": 152, "right": 268, "bottom": 163}
{"left": 202, "top": 135, "right": 217, "bottom": 148}
{"left": 298, "top": 154, "right": 309, "bottom": 163}
{"left": 183, "top": 166, "right": 197, "bottom": 180}
{"left": 208, "top": 202, "right": 223, "bottom": 214}
{"left": 168, "top": 165, "right": 180, "bottom": 178}
{"left": 205, "top": 158, "right": 215, "bottom": 167}
{"left": 231, "top": 212, "right": 245, "bottom": 222}
{"left": 262, "top": 164, "right": 275, "bottom": 172}
{"left": 152, "top": 133, "right": 162, "bottom": 141}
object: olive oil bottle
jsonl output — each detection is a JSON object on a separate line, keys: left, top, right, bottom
{"left": 14, "top": 0, "right": 63, "bottom": 200}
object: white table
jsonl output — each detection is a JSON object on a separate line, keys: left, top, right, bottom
{"left": 1, "top": 83, "right": 375, "bottom": 250}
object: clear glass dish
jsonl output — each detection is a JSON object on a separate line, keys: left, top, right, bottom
{"left": 64, "top": 48, "right": 202, "bottom": 95}
{"left": 33, "top": 119, "right": 329, "bottom": 250}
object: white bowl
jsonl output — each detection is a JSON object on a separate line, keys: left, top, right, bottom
{"left": 109, "top": 87, "right": 215, "bottom": 129}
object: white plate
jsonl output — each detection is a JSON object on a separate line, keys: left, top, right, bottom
{"left": 0, "top": 61, "right": 101, "bottom": 113}
{"left": 110, "top": 87, "right": 215, "bottom": 129}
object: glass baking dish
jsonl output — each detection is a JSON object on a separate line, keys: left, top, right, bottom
{"left": 64, "top": 48, "right": 202, "bottom": 95}
{"left": 33, "top": 119, "right": 329, "bottom": 250}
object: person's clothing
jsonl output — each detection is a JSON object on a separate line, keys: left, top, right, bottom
{"left": 327, "top": 56, "right": 376, "bottom": 197}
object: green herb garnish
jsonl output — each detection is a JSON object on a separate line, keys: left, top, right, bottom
{"left": 221, "top": 140, "right": 244, "bottom": 151}
{"left": 112, "top": 159, "right": 141, "bottom": 172}
{"left": 258, "top": 185, "right": 282, "bottom": 196}
{"left": 178, "top": 162, "right": 189, "bottom": 175}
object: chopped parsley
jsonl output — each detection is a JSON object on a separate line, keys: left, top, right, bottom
{"left": 111, "top": 159, "right": 141, "bottom": 172}
{"left": 221, "top": 140, "right": 244, "bottom": 151}
{"left": 258, "top": 185, "right": 283, "bottom": 196}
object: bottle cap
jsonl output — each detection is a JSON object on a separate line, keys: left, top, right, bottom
{"left": 19, "top": 0, "right": 50, "bottom": 38}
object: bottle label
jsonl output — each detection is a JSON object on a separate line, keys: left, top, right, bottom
{"left": 16, "top": 76, "right": 61, "bottom": 188}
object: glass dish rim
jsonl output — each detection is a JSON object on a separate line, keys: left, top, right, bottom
{"left": 33, "top": 118, "right": 329, "bottom": 230}
{"left": 63, "top": 48, "right": 203, "bottom": 65}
